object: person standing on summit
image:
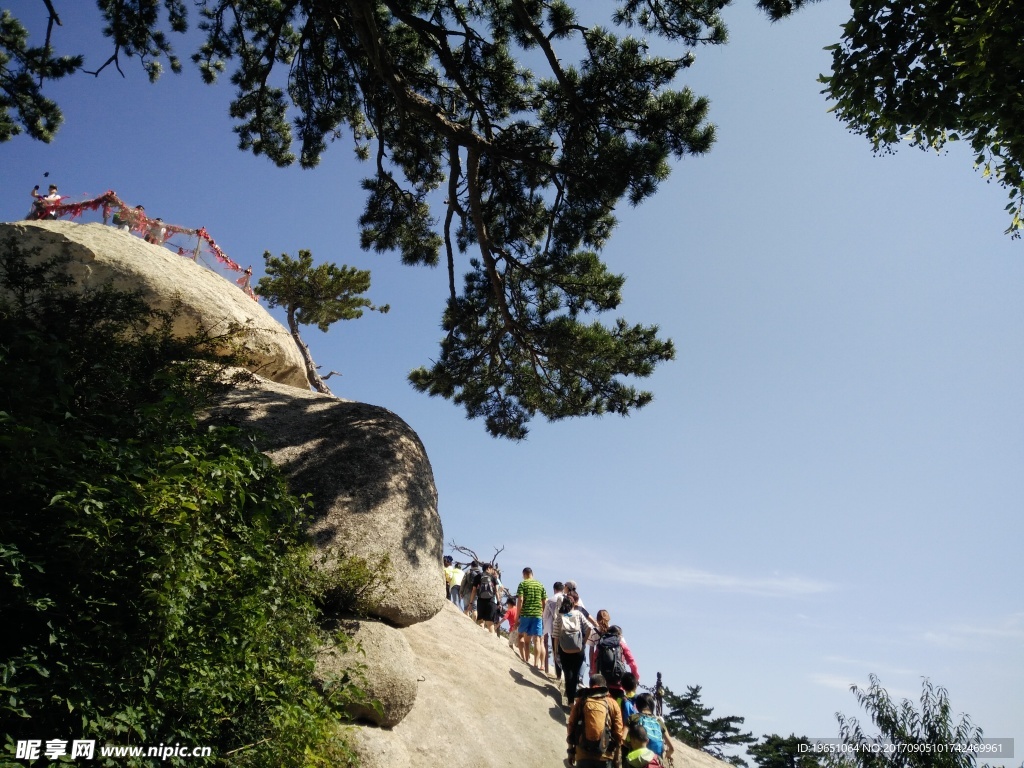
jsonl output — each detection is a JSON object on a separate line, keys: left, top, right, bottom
{"left": 515, "top": 567, "right": 547, "bottom": 668}
{"left": 542, "top": 581, "right": 565, "bottom": 676}
{"left": 28, "top": 183, "right": 61, "bottom": 220}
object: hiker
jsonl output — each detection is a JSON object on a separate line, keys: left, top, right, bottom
{"left": 616, "top": 672, "right": 641, "bottom": 766}
{"left": 553, "top": 595, "right": 588, "bottom": 709}
{"left": 128, "top": 205, "right": 146, "bottom": 234}
{"left": 617, "top": 672, "right": 639, "bottom": 719}
{"left": 627, "top": 693, "right": 674, "bottom": 764}
{"left": 500, "top": 594, "right": 519, "bottom": 649}
{"left": 114, "top": 204, "right": 146, "bottom": 233}
{"left": 624, "top": 721, "right": 664, "bottom": 768}
{"left": 567, "top": 673, "right": 625, "bottom": 768}
{"left": 515, "top": 566, "right": 547, "bottom": 667}
{"left": 492, "top": 565, "right": 507, "bottom": 605}
{"left": 586, "top": 610, "right": 611, "bottom": 670}
{"left": 565, "top": 580, "right": 598, "bottom": 631}
{"left": 468, "top": 562, "right": 500, "bottom": 633}
{"left": 145, "top": 217, "right": 167, "bottom": 245}
{"left": 592, "top": 621, "right": 640, "bottom": 698}
{"left": 28, "top": 184, "right": 61, "bottom": 220}
{"left": 461, "top": 561, "right": 482, "bottom": 618}
{"left": 111, "top": 206, "right": 129, "bottom": 231}
{"left": 443, "top": 556, "right": 464, "bottom": 609}
{"left": 542, "top": 581, "right": 565, "bottom": 676}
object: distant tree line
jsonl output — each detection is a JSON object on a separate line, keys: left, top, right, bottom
{"left": 664, "top": 676, "right": 996, "bottom": 768}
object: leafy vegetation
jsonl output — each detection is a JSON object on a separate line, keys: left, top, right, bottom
{"left": 820, "top": 0, "right": 1024, "bottom": 236}
{"left": 255, "top": 250, "right": 389, "bottom": 396}
{"left": 0, "top": 238, "right": 362, "bottom": 767}
{"left": 663, "top": 684, "right": 756, "bottom": 766}
{"left": 308, "top": 549, "right": 394, "bottom": 621}
{"left": 750, "top": 734, "right": 823, "bottom": 768}
{"left": 831, "top": 675, "right": 993, "bottom": 768}
{"left": 5, "top": 2, "right": 1022, "bottom": 433}
{"left": 1, "top": 0, "right": 764, "bottom": 438}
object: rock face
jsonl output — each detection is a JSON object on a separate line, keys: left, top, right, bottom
{"left": 205, "top": 374, "right": 445, "bottom": 628}
{"left": 0, "top": 220, "right": 308, "bottom": 389}
{"left": 346, "top": 602, "right": 735, "bottom": 768}
{"left": 315, "top": 620, "right": 418, "bottom": 728}
{"left": 348, "top": 602, "right": 569, "bottom": 768}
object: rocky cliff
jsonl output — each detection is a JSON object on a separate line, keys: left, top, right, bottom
{"left": 0, "top": 220, "right": 732, "bottom": 768}
{"left": 0, "top": 221, "right": 307, "bottom": 388}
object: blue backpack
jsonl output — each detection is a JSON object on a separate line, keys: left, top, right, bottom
{"left": 620, "top": 694, "right": 638, "bottom": 719}
{"left": 636, "top": 713, "right": 664, "bottom": 756}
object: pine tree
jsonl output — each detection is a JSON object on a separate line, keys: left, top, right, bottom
{"left": 749, "top": 734, "right": 823, "bottom": 768}
{"left": 255, "top": 250, "right": 388, "bottom": 395}
{"left": 1, "top": 0, "right": 816, "bottom": 437}
{"left": 664, "top": 684, "right": 756, "bottom": 767}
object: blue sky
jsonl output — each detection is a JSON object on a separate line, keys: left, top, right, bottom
{"left": 3, "top": 0, "right": 1022, "bottom": 762}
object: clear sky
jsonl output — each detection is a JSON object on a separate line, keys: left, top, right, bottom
{"left": 3, "top": 1, "right": 1021, "bottom": 762}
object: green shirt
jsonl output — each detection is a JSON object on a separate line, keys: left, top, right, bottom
{"left": 626, "top": 746, "right": 659, "bottom": 768}
{"left": 516, "top": 577, "right": 547, "bottom": 618}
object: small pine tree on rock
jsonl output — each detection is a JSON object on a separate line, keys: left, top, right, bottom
{"left": 256, "top": 249, "right": 388, "bottom": 395}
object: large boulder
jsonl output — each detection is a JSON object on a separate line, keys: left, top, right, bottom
{"left": 205, "top": 374, "right": 445, "bottom": 627}
{"left": 315, "top": 619, "right": 418, "bottom": 727}
{"left": 0, "top": 220, "right": 308, "bottom": 389}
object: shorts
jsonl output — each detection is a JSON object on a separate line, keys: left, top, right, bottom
{"left": 477, "top": 599, "right": 497, "bottom": 622}
{"left": 518, "top": 616, "right": 543, "bottom": 637}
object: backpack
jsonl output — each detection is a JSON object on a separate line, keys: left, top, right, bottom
{"left": 559, "top": 611, "right": 585, "bottom": 653}
{"left": 476, "top": 573, "right": 495, "bottom": 601}
{"left": 625, "top": 746, "right": 664, "bottom": 768}
{"left": 572, "top": 695, "right": 613, "bottom": 756}
{"left": 596, "top": 633, "right": 628, "bottom": 685}
{"left": 620, "top": 694, "right": 638, "bottom": 719}
{"left": 635, "top": 713, "right": 665, "bottom": 756}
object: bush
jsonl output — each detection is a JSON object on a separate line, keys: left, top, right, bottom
{"left": 308, "top": 549, "right": 394, "bottom": 622}
{"left": 0, "top": 239, "right": 359, "bottom": 767}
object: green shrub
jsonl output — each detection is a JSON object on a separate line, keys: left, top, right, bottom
{"left": 308, "top": 549, "right": 394, "bottom": 621}
{"left": 0, "top": 239, "right": 359, "bottom": 767}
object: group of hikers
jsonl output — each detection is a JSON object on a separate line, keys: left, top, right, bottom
{"left": 28, "top": 183, "right": 169, "bottom": 245}
{"left": 24, "top": 181, "right": 257, "bottom": 299}
{"left": 444, "top": 557, "right": 676, "bottom": 768}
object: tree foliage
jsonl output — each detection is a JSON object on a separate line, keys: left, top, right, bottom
{"left": 0, "top": 239, "right": 362, "bottom": 767}
{"left": 831, "top": 675, "right": 990, "bottom": 768}
{"left": 664, "top": 684, "right": 756, "bottom": 767}
{"left": 0, "top": 0, "right": 810, "bottom": 438}
{"left": 820, "top": 0, "right": 1024, "bottom": 236}
{"left": 750, "top": 733, "right": 824, "bottom": 768}
{"left": 0, "top": 8, "right": 81, "bottom": 142}
{"left": 256, "top": 249, "right": 389, "bottom": 395}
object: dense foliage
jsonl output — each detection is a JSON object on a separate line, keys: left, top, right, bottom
{"left": 749, "top": 734, "right": 823, "bottom": 768}
{"left": 820, "top": 0, "right": 1024, "bottom": 236}
{"left": 832, "top": 675, "right": 990, "bottom": 768}
{"left": 7, "top": 2, "right": 1021, "bottom": 432}
{"left": 659, "top": 688, "right": 757, "bottom": 765}
{"left": 0, "top": 239, "right": 360, "bottom": 767}
{"left": 1, "top": 0, "right": 805, "bottom": 438}
{"left": 663, "top": 684, "right": 756, "bottom": 767}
